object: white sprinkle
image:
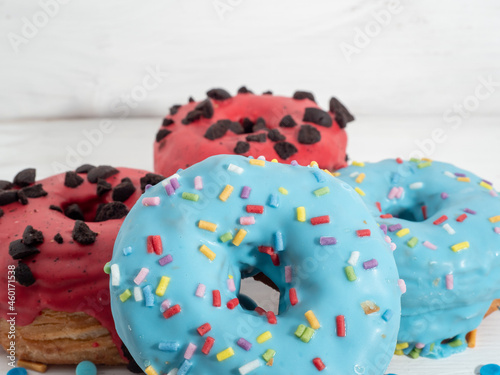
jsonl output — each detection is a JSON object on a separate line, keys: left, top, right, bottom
{"left": 111, "top": 264, "right": 120, "bottom": 286}
{"left": 257, "top": 155, "right": 266, "bottom": 161}
{"left": 228, "top": 163, "right": 244, "bottom": 175}
{"left": 423, "top": 241, "right": 438, "bottom": 250}
{"left": 390, "top": 242, "right": 397, "bottom": 251}
{"left": 133, "top": 287, "right": 143, "bottom": 302}
{"left": 167, "top": 368, "right": 178, "bottom": 375}
{"left": 161, "top": 173, "right": 180, "bottom": 186}
{"left": 239, "top": 359, "right": 263, "bottom": 375}
{"left": 350, "top": 171, "right": 360, "bottom": 178}
{"left": 443, "top": 223, "right": 456, "bottom": 235}
{"left": 133, "top": 267, "right": 149, "bottom": 285}
{"left": 347, "top": 251, "right": 360, "bottom": 266}
{"left": 409, "top": 182, "right": 424, "bottom": 190}
{"left": 444, "top": 171, "right": 456, "bottom": 179}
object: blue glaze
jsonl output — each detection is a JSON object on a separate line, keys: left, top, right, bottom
{"left": 110, "top": 155, "right": 401, "bottom": 375}
{"left": 338, "top": 159, "right": 500, "bottom": 359}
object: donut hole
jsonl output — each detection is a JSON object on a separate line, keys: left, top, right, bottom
{"left": 238, "top": 271, "right": 280, "bottom": 315}
{"left": 60, "top": 197, "right": 105, "bottom": 222}
{"left": 386, "top": 202, "right": 428, "bottom": 222}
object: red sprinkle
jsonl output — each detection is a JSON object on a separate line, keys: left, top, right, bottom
{"left": 433, "top": 215, "right": 448, "bottom": 225}
{"left": 147, "top": 235, "right": 163, "bottom": 255}
{"left": 380, "top": 214, "right": 393, "bottom": 219}
{"left": 270, "top": 253, "right": 280, "bottom": 266}
{"left": 336, "top": 315, "right": 346, "bottom": 337}
{"left": 197, "top": 323, "right": 211, "bottom": 336}
{"left": 421, "top": 205, "right": 428, "bottom": 220}
{"left": 356, "top": 229, "right": 371, "bottom": 237}
{"left": 255, "top": 307, "right": 266, "bottom": 316}
{"left": 313, "top": 358, "right": 326, "bottom": 371}
{"left": 246, "top": 205, "right": 264, "bottom": 214}
{"left": 375, "top": 202, "right": 382, "bottom": 212}
{"left": 212, "top": 290, "right": 221, "bottom": 307}
{"left": 266, "top": 311, "right": 277, "bottom": 324}
{"left": 311, "top": 215, "right": 330, "bottom": 225}
{"left": 289, "top": 288, "right": 298, "bottom": 306}
{"left": 201, "top": 336, "right": 215, "bottom": 355}
{"left": 227, "top": 298, "right": 239, "bottom": 310}
{"left": 92, "top": 342, "right": 100, "bottom": 348}
{"left": 456, "top": 214, "right": 467, "bottom": 222}
{"left": 163, "top": 304, "right": 181, "bottom": 319}
{"left": 258, "top": 246, "right": 275, "bottom": 255}
{"left": 396, "top": 158, "right": 403, "bottom": 164}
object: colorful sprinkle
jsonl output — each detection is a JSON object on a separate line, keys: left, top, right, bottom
{"left": 289, "top": 288, "right": 298, "bottom": 306}
{"left": 178, "top": 360, "right": 192, "bottom": 375}
{"left": 313, "top": 357, "right": 326, "bottom": 371}
{"left": 433, "top": 215, "right": 448, "bottom": 225}
{"left": 256, "top": 331, "right": 272, "bottom": 344}
{"left": 319, "top": 236, "right": 337, "bottom": 245}
{"left": 344, "top": 266, "right": 357, "bottom": 281}
{"left": 142, "top": 197, "right": 160, "bottom": 206}
{"left": 133, "top": 286, "right": 143, "bottom": 302}
{"left": 144, "top": 366, "right": 158, "bottom": 375}
{"left": 119, "top": 289, "right": 132, "bottom": 302}
{"left": 443, "top": 223, "right": 455, "bottom": 235}
{"left": 407, "top": 237, "right": 419, "bottom": 248}
{"left": 249, "top": 159, "right": 265, "bottom": 167}
{"left": 227, "top": 298, "right": 239, "bottom": 310}
{"left": 336, "top": 315, "right": 346, "bottom": 337}
{"left": 457, "top": 177, "right": 471, "bottom": 182}
{"left": 356, "top": 229, "right": 371, "bottom": 237}
{"left": 182, "top": 192, "right": 199, "bottom": 202}
{"left": 197, "top": 323, "right": 211, "bottom": 336}
{"left": 212, "top": 290, "right": 221, "bottom": 307}
{"left": 451, "top": 241, "right": 470, "bottom": 252}
{"left": 348, "top": 251, "right": 360, "bottom": 266}
{"left": 360, "top": 300, "right": 380, "bottom": 315}
{"left": 409, "top": 182, "right": 423, "bottom": 189}
{"left": 355, "top": 187, "right": 366, "bottom": 196}
{"left": 159, "top": 341, "right": 180, "bottom": 352}
{"left": 313, "top": 187, "right": 330, "bottom": 197}
{"left": 262, "top": 349, "right": 276, "bottom": 362}
{"left": 220, "top": 232, "right": 233, "bottom": 242}
{"left": 396, "top": 228, "right": 410, "bottom": 237}
{"left": 300, "top": 327, "right": 315, "bottom": 343}
{"left": 355, "top": 173, "right": 366, "bottom": 184}
{"left": 155, "top": 276, "right": 170, "bottom": 297}
{"left": 228, "top": 163, "right": 244, "bottom": 174}
{"left": 398, "top": 279, "right": 407, "bottom": 294}
{"left": 227, "top": 278, "right": 236, "bottom": 292}
{"left": 238, "top": 359, "right": 262, "bottom": 374}
{"left": 382, "top": 309, "right": 394, "bottom": 322}
{"left": 489, "top": 215, "right": 500, "bottom": 223}
{"left": 199, "top": 244, "right": 216, "bottom": 261}
{"left": 240, "top": 216, "right": 256, "bottom": 225}
{"left": 219, "top": 185, "right": 234, "bottom": 201}
{"left": 163, "top": 304, "right": 181, "bottom": 319}
{"left": 110, "top": 264, "right": 120, "bottom": 286}
{"left": 285, "top": 266, "right": 292, "bottom": 283}
{"left": 198, "top": 220, "right": 217, "bottom": 232}
{"left": 147, "top": 235, "right": 163, "bottom": 255}
{"left": 423, "top": 241, "right": 437, "bottom": 250}
{"left": 297, "top": 207, "right": 306, "bottom": 222}
{"left": 352, "top": 161, "right": 365, "bottom": 167}
{"left": 247, "top": 205, "right": 264, "bottom": 214}
{"left": 295, "top": 324, "right": 306, "bottom": 337}
{"left": 305, "top": 310, "right": 320, "bottom": 329}
{"left": 268, "top": 193, "right": 280, "bottom": 208}
{"left": 240, "top": 186, "right": 251, "bottom": 199}
{"left": 165, "top": 183, "right": 175, "bottom": 196}
{"left": 143, "top": 285, "right": 154, "bottom": 307}
{"left": 418, "top": 161, "right": 432, "bottom": 169}
{"left": 311, "top": 215, "right": 330, "bottom": 225}
{"left": 170, "top": 178, "right": 180, "bottom": 190}
{"left": 184, "top": 343, "right": 197, "bottom": 359}
{"left": 133, "top": 267, "right": 149, "bottom": 285}
{"left": 363, "top": 259, "right": 378, "bottom": 269}
{"left": 232, "top": 229, "right": 247, "bottom": 246}
{"left": 194, "top": 176, "right": 203, "bottom": 190}
{"left": 237, "top": 337, "right": 252, "bottom": 351}
{"left": 446, "top": 274, "right": 454, "bottom": 290}
{"left": 388, "top": 223, "right": 402, "bottom": 232}
{"left": 278, "top": 187, "right": 288, "bottom": 195}
{"left": 266, "top": 311, "right": 277, "bottom": 324}
{"left": 274, "top": 231, "right": 284, "bottom": 251}
{"left": 195, "top": 283, "right": 206, "bottom": 298}
{"left": 312, "top": 169, "right": 326, "bottom": 183}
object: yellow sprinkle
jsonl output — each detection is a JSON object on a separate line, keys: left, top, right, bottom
{"left": 219, "top": 185, "right": 234, "bottom": 201}
{"left": 489, "top": 215, "right": 500, "bottom": 223}
{"left": 198, "top": 220, "right": 217, "bottom": 232}
{"left": 457, "top": 177, "right": 470, "bottom": 182}
{"left": 396, "top": 228, "right": 410, "bottom": 237}
{"left": 249, "top": 159, "right": 265, "bottom": 167}
{"left": 451, "top": 241, "right": 470, "bottom": 252}
{"left": 155, "top": 276, "right": 171, "bottom": 296}
{"left": 355, "top": 173, "right": 366, "bottom": 184}
{"left": 228, "top": 274, "right": 233, "bottom": 279}
{"left": 144, "top": 365, "right": 159, "bottom": 375}
{"left": 199, "top": 244, "right": 216, "bottom": 261}
{"left": 480, "top": 181, "right": 493, "bottom": 190}
{"left": 271, "top": 159, "right": 278, "bottom": 163}
{"left": 394, "top": 349, "right": 404, "bottom": 356}
{"left": 332, "top": 172, "right": 341, "bottom": 177}
{"left": 119, "top": 289, "right": 132, "bottom": 302}
{"left": 352, "top": 161, "right": 365, "bottom": 167}
{"left": 256, "top": 331, "right": 272, "bottom": 344}
{"left": 467, "top": 329, "right": 477, "bottom": 348}
{"left": 322, "top": 169, "right": 334, "bottom": 177}
{"left": 216, "top": 347, "right": 235, "bottom": 361}
{"left": 279, "top": 187, "right": 288, "bottom": 195}
{"left": 305, "top": 310, "right": 320, "bottom": 329}
{"left": 355, "top": 187, "right": 366, "bottom": 196}
{"left": 396, "top": 342, "right": 409, "bottom": 350}
{"left": 297, "top": 207, "right": 306, "bottom": 222}
{"left": 310, "top": 161, "right": 319, "bottom": 167}
{"left": 17, "top": 359, "right": 48, "bottom": 373}
{"left": 232, "top": 229, "right": 247, "bottom": 246}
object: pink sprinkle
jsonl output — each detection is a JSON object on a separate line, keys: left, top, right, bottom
{"left": 390, "top": 242, "right": 397, "bottom": 251}
{"left": 184, "top": 343, "right": 197, "bottom": 360}
{"left": 240, "top": 216, "right": 256, "bottom": 225}
{"left": 195, "top": 283, "right": 206, "bottom": 298}
{"left": 423, "top": 241, "right": 437, "bottom": 250}
{"left": 285, "top": 266, "right": 292, "bottom": 283}
{"left": 415, "top": 343, "right": 425, "bottom": 349}
{"left": 142, "top": 197, "right": 160, "bottom": 206}
{"left": 494, "top": 227, "right": 500, "bottom": 234}
{"left": 446, "top": 274, "right": 454, "bottom": 290}
{"left": 165, "top": 184, "right": 175, "bottom": 196}
{"left": 227, "top": 278, "right": 236, "bottom": 292}
{"left": 160, "top": 299, "right": 171, "bottom": 312}
{"left": 384, "top": 235, "right": 391, "bottom": 243}
{"left": 441, "top": 192, "right": 448, "bottom": 199}
{"left": 490, "top": 190, "right": 498, "bottom": 197}
{"left": 291, "top": 160, "right": 299, "bottom": 166}
{"left": 134, "top": 267, "right": 149, "bottom": 285}
{"left": 396, "top": 187, "right": 404, "bottom": 199}
{"left": 388, "top": 187, "right": 398, "bottom": 200}
{"left": 398, "top": 279, "right": 407, "bottom": 294}
{"left": 194, "top": 176, "right": 203, "bottom": 190}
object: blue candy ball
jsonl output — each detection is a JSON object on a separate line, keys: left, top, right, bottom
{"left": 76, "top": 361, "right": 97, "bottom": 375}
{"left": 481, "top": 364, "right": 500, "bottom": 375}
{"left": 7, "top": 368, "right": 27, "bottom": 375}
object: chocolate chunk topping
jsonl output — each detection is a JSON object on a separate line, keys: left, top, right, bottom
{"left": 121, "top": 344, "right": 143, "bottom": 373}
{"left": 64, "top": 171, "right": 84, "bottom": 188}
{"left": 205, "top": 121, "right": 229, "bottom": 140}
{"left": 234, "top": 141, "right": 250, "bottom": 154}
{"left": 0, "top": 208, "right": 3, "bottom": 218}
{"left": 246, "top": 133, "right": 267, "bottom": 143}
{"left": 95, "top": 202, "right": 129, "bottom": 222}
{"left": 195, "top": 99, "right": 214, "bottom": 118}
{"left": 268, "top": 129, "right": 286, "bottom": 142}
{"left": 188, "top": 97, "right": 195, "bottom": 103}
{"left": 0, "top": 180, "right": 13, "bottom": 190}
{"left": 228, "top": 121, "right": 244, "bottom": 134}
{"left": 293, "top": 91, "right": 316, "bottom": 102}
{"left": 252, "top": 118, "right": 267, "bottom": 132}
{"left": 97, "top": 179, "right": 112, "bottom": 196}
{"left": 0, "top": 190, "right": 18, "bottom": 206}
{"left": 298, "top": 124, "right": 321, "bottom": 144}
{"left": 49, "top": 204, "right": 63, "bottom": 213}
{"left": 75, "top": 164, "right": 95, "bottom": 174}
{"left": 262, "top": 91, "right": 273, "bottom": 95}
{"left": 279, "top": 115, "right": 297, "bottom": 128}
{"left": 303, "top": 108, "right": 332, "bottom": 127}
{"left": 54, "top": 233, "right": 63, "bottom": 244}
{"left": 17, "top": 190, "right": 28, "bottom": 205}
{"left": 274, "top": 142, "right": 298, "bottom": 160}
{"left": 87, "top": 166, "right": 119, "bottom": 183}
{"left": 345, "top": 154, "right": 349, "bottom": 162}
{"left": 112, "top": 180, "right": 136, "bottom": 202}
{"left": 329, "top": 97, "right": 355, "bottom": 128}
{"left": 181, "top": 110, "right": 202, "bottom": 125}
{"left": 237, "top": 86, "right": 252, "bottom": 94}
{"left": 15, "top": 262, "right": 36, "bottom": 286}
{"left": 9, "top": 240, "right": 40, "bottom": 260}
{"left": 140, "top": 173, "right": 165, "bottom": 192}
{"left": 22, "top": 184, "right": 48, "bottom": 198}
{"left": 64, "top": 203, "right": 85, "bottom": 221}
{"left": 23, "top": 225, "right": 44, "bottom": 246}
{"left": 162, "top": 118, "right": 174, "bottom": 127}
{"left": 207, "top": 88, "right": 232, "bottom": 101}
{"left": 14, "top": 168, "right": 36, "bottom": 187}
{"left": 242, "top": 118, "right": 254, "bottom": 133}
{"left": 169, "top": 104, "right": 181, "bottom": 115}
{"left": 156, "top": 129, "right": 172, "bottom": 142}
{"left": 72, "top": 220, "right": 97, "bottom": 245}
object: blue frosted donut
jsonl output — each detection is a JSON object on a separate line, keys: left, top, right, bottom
{"left": 109, "top": 155, "right": 402, "bottom": 375}
{"left": 337, "top": 158, "right": 500, "bottom": 359}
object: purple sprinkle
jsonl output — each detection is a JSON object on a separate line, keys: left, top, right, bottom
{"left": 240, "top": 186, "right": 251, "bottom": 199}
{"left": 380, "top": 224, "right": 388, "bottom": 235}
{"left": 170, "top": 178, "right": 180, "bottom": 190}
{"left": 441, "top": 192, "right": 448, "bottom": 199}
{"left": 388, "top": 223, "right": 402, "bottom": 232}
{"left": 482, "top": 179, "right": 493, "bottom": 186}
{"left": 165, "top": 183, "right": 175, "bottom": 196}
{"left": 237, "top": 338, "right": 252, "bottom": 351}
{"left": 455, "top": 172, "right": 466, "bottom": 177}
{"left": 291, "top": 160, "right": 299, "bottom": 166}
{"left": 464, "top": 208, "right": 476, "bottom": 215}
{"left": 320, "top": 236, "right": 337, "bottom": 245}
{"left": 363, "top": 259, "right": 378, "bottom": 270}
{"left": 145, "top": 184, "right": 153, "bottom": 191}
{"left": 159, "top": 254, "right": 173, "bottom": 266}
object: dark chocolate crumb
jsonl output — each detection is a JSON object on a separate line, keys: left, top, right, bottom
{"left": 112, "top": 180, "right": 136, "bottom": 202}
{"left": 303, "top": 107, "right": 332, "bottom": 127}
{"left": 329, "top": 97, "right": 355, "bottom": 128}
{"left": 207, "top": 88, "right": 232, "bottom": 101}
{"left": 75, "top": 164, "right": 95, "bottom": 174}
{"left": 0, "top": 190, "right": 18, "bottom": 206}
{"left": 64, "top": 171, "right": 84, "bottom": 188}
{"left": 274, "top": 142, "right": 298, "bottom": 159}
{"left": 64, "top": 203, "right": 85, "bottom": 221}
{"left": 188, "top": 97, "right": 195, "bottom": 103}
{"left": 345, "top": 153, "right": 349, "bottom": 162}
{"left": 22, "top": 184, "right": 47, "bottom": 198}
{"left": 204, "top": 121, "right": 229, "bottom": 140}
{"left": 279, "top": 115, "right": 297, "bottom": 128}
{"left": 23, "top": 225, "right": 44, "bottom": 246}
{"left": 162, "top": 118, "right": 174, "bottom": 127}
{"left": 49, "top": 205, "right": 63, "bottom": 213}
{"left": 0, "top": 208, "right": 3, "bottom": 218}
{"left": 228, "top": 121, "right": 244, "bottom": 134}
{"left": 262, "top": 91, "right": 273, "bottom": 95}
{"left": 87, "top": 166, "right": 119, "bottom": 183}
{"left": 246, "top": 133, "right": 267, "bottom": 143}
{"left": 17, "top": 190, "right": 28, "bottom": 205}
{"left": 0, "top": 180, "right": 13, "bottom": 190}
{"left": 242, "top": 118, "right": 254, "bottom": 133}
{"left": 169, "top": 104, "right": 181, "bottom": 115}
{"left": 156, "top": 129, "right": 172, "bottom": 142}
{"left": 97, "top": 179, "right": 112, "bottom": 197}
{"left": 15, "top": 262, "right": 36, "bottom": 286}
{"left": 268, "top": 129, "right": 286, "bottom": 142}
{"left": 72, "top": 220, "right": 97, "bottom": 245}
{"left": 121, "top": 344, "right": 143, "bottom": 373}
{"left": 181, "top": 110, "right": 202, "bottom": 125}
{"left": 298, "top": 124, "right": 321, "bottom": 144}
{"left": 252, "top": 118, "right": 267, "bottom": 132}
{"left": 234, "top": 141, "right": 250, "bottom": 154}
{"left": 9, "top": 240, "right": 40, "bottom": 260}
{"left": 237, "top": 86, "right": 253, "bottom": 94}
{"left": 14, "top": 168, "right": 36, "bottom": 187}
{"left": 140, "top": 173, "right": 165, "bottom": 192}
{"left": 54, "top": 233, "right": 63, "bottom": 244}
{"left": 95, "top": 202, "right": 129, "bottom": 222}
{"left": 195, "top": 99, "right": 214, "bottom": 118}
{"left": 293, "top": 91, "right": 316, "bottom": 102}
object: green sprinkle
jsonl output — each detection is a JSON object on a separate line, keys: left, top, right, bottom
{"left": 313, "top": 187, "right": 330, "bottom": 197}
{"left": 418, "top": 161, "right": 432, "bottom": 169}
{"left": 429, "top": 343, "right": 435, "bottom": 352}
{"left": 182, "top": 192, "right": 199, "bottom": 201}
{"left": 300, "top": 327, "right": 315, "bottom": 343}
{"left": 407, "top": 237, "right": 419, "bottom": 248}
{"left": 295, "top": 324, "right": 306, "bottom": 338}
{"left": 262, "top": 349, "right": 276, "bottom": 362}
{"left": 119, "top": 289, "right": 132, "bottom": 302}
{"left": 448, "top": 338, "right": 463, "bottom": 348}
{"left": 103, "top": 262, "right": 111, "bottom": 274}
{"left": 408, "top": 348, "right": 422, "bottom": 359}
{"left": 344, "top": 266, "right": 357, "bottom": 281}
{"left": 219, "top": 232, "right": 233, "bottom": 243}
{"left": 410, "top": 158, "right": 420, "bottom": 163}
